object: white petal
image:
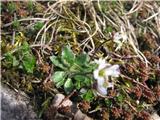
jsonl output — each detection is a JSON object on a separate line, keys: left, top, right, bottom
{"left": 108, "top": 82, "right": 114, "bottom": 88}
{"left": 98, "top": 59, "right": 106, "bottom": 68}
{"left": 95, "top": 58, "right": 104, "bottom": 64}
{"left": 95, "top": 58, "right": 111, "bottom": 70}
{"left": 95, "top": 58, "right": 107, "bottom": 68}
{"left": 94, "top": 59, "right": 99, "bottom": 64}
{"left": 105, "top": 65, "right": 120, "bottom": 77}
{"left": 104, "top": 68, "right": 115, "bottom": 76}
{"left": 97, "top": 86, "right": 107, "bottom": 95}
{"left": 110, "top": 64, "right": 119, "bottom": 70}
{"left": 93, "top": 69, "right": 105, "bottom": 86}
{"left": 100, "top": 58, "right": 106, "bottom": 65}
{"left": 93, "top": 69, "right": 100, "bottom": 80}
{"left": 97, "top": 77, "right": 105, "bottom": 86}
{"left": 98, "top": 63, "right": 106, "bottom": 70}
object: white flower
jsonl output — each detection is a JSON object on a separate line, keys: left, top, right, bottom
{"left": 93, "top": 58, "right": 120, "bottom": 95}
{"left": 97, "top": 85, "right": 107, "bottom": 96}
{"left": 97, "top": 82, "right": 114, "bottom": 96}
{"left": 104, "top": 65, "right": 120, "bottom": 77}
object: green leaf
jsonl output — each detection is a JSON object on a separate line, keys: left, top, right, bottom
{"left": 13, "top": 20, "right": 20, "bottom": 29}
{"left": 56, "top": 80, "right": 65, "bottom": 88}
{"left": 75, "top": 53, "right": 90, "bottom": 66}
{"left": 84, "top": 77, "right": 92, "bottom": 86}
{"left": 13, "top": 56, "right": 19, "bottom": 66}
{"left": 116, "top": 94, "right": 124, "bottom": 103}
{"left": 4, "top": 52, "right": 14, "bottom": 66}
{"left": 19, "top": 42, "right": 36, "bottom": 73}
{"left": 51, "top": 71, "right": 66, "bottom": 87}
{"left": 75, "top": 81, "right": 81, "bottom": 89}
{"left": 82, "top": 63, "right": 98, "bottom": 73}
{"left": 74, "top": 75, "right": 91, "bottom": 88}
{"left": 105, "top": 26, "right": 113, "bottom": 33}
{"left": 22, "top": 52, "right": 36, "bottom": 73}
{"left": 21, "top": 41, "right": 30, "bottom": 52}
{"left": 69, "top": 63, "right": 82, "bottom": 72}
{"left": 74, "top": 75, "right": 87, "bottom": 81}
{"left": 34, "top": 22, "right": 44, "bottom": 31}
{"left": 74, "top": 75, "right": 84, "bottom": 88}
{"left": 64, "top": 78, "right": 74, "bottom": 94}
{"left": 105, "top": 99, "right": 112, "bottom": 107}
{"left": 50, "top": 56, "right": 66, "bottom": 70}
{"left": 81, "top": 90, "right": 94, "bottom": 101}
{"left": 27, "top": 0, "right": 34, "bottom": 11}
{"left": 61, "top": 46, "right": 75, "bottom": 66}
{"left": 8, "top": 2, "right": 16, "bottom": 14}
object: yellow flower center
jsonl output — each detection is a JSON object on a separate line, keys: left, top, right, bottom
{"left": 99, "top": 69, "right": 105, "bottom": 77}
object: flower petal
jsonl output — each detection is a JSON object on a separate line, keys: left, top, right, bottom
{"left": 95, "top": 58, "right": 111, "bottom": 70}
{"left": 97, "top": 85, "right": 107, "bottom": 95}
{"left": 93, "top": 69, "right": 100, "bottom": 80}
{"left": 105, "top": 65, "right": 120, "bottom": 77}
{"left": 94, "top": 58, "right": 104, "bottom": 64}
{"left": 94, "top": 69, "right": 105, "bottom": 86}
{"left": 108, "top": 82, "right": 114, "bottom": 88}
{"left": 97, "top": 77, "right": 105, "bottom": 86}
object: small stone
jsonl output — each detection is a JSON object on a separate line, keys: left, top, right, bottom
{"left": 1, "top": 84, "right": 39, "bottom": 120}
{"left": 150, "top": 113, "right": 160, "bottom": 120}
{"left": 52, "top": 94, "right": 73, "bottom": 107}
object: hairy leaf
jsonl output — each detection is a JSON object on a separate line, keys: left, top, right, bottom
{"left": 81, "top": 90, "right": 94, "bottom": 101}
{"left": 64, "top": 78, "right": 74, "bottom": 94}
{"left": 75, "top": 53, "right": 90, "bottom": 66}
{"left": 22, "top": 52, "right": 36, "bottom": 73}
{"left": 61, "top": 46, "right": 75, "bottom": 66}
{"left": 74, "top": 75, "right": 91, "bottom": 88}
{"left": 51, "top": 71, "right": 66, "bottom": 88}
{"left": 50, "top": 56, "right": 66, "bottom": 70}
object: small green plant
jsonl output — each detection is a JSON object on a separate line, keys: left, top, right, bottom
{"left": 34, "top": 22, "right": 44, "bottom": 31}
{"left": 27, "top": 0, "right": 34, "bottom": 11}
{"left": 3, "top": 42, "right": 36, "bottom": 73}
{"left": 7, "top": 2, "right": 16, "bottom": 14}
{"left": 50, "top": 46, "right": 97, "bottom": 95}
{"left": 12, "top": 19, "right": 20, "bottom": 29}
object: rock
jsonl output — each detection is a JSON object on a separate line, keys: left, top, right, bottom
{"left": 150, "top": 113, "right": 160, "bottom": 120}
{"left": 1, "top": 84, "right": 40, "bottom": 120}
{"left": 52, "top": 94, "right": 73, "bottom": 107}
{"left": 45, "top": 93, "right": 92, "bottom": 120}
{"left": 74, "top": 110, "right": 92, "bottom": 120}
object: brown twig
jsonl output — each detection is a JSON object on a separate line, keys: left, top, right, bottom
{"left": 124, "top": 100, "right": 137, "bottom": 112}
{"left": 120, "top": 74, "right": 150, "bottom": 91}
{"left": 58, "top": 89, "right": 76, "bottom": 108}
